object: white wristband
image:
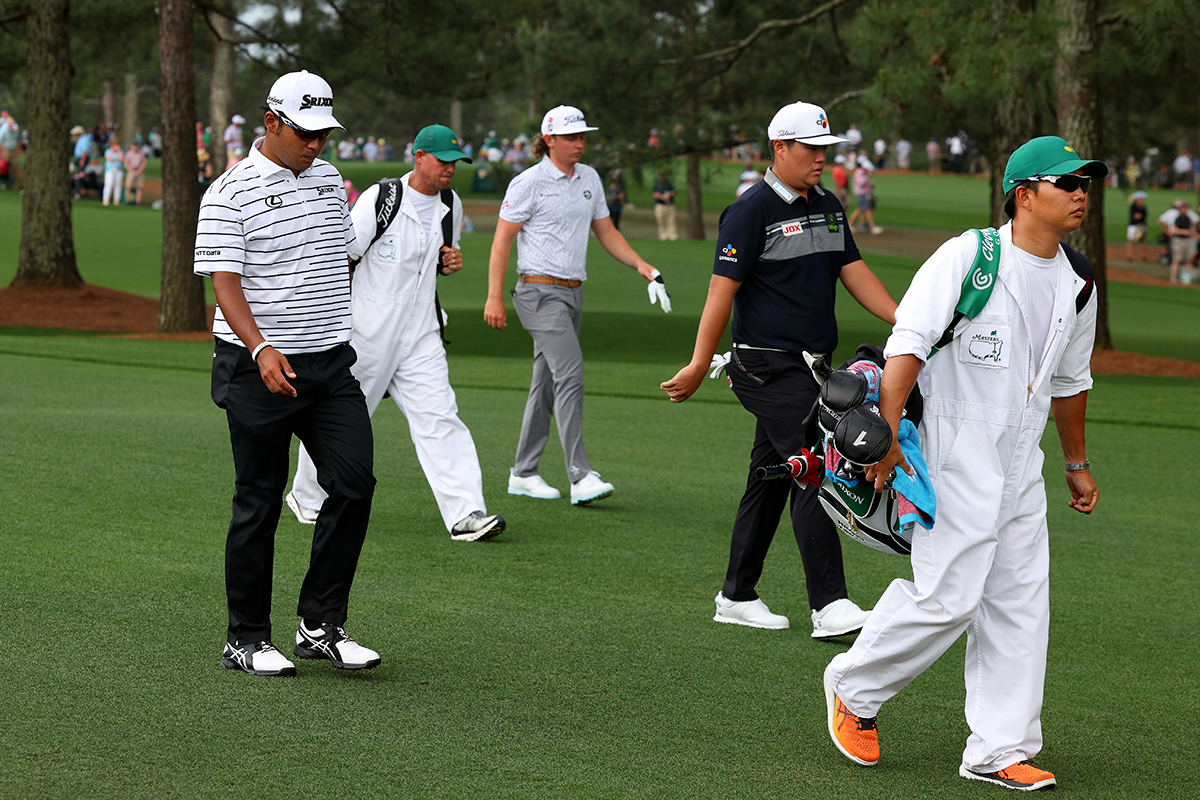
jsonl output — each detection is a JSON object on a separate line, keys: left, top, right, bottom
{"left": 251, "top": 341, "right": 272, "bottom": 362}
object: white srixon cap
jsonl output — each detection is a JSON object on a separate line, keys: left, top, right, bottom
{"left": 266, "top": 70, "right": 342, "bottom": 131}
{"left": 541, "top": 105, "right": 598, "bottom": 136}
{"left": 767, "top": 101, "right": 847, "bottom": 146}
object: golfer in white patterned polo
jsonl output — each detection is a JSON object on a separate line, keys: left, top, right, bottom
{"left": 484, "top": 105, "right": 672, "bottom": 505}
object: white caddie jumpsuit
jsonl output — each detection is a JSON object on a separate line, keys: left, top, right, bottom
{"left": 827, "top": 221, "right": 1096, "bottom": 773}
{"left": 290, "top": 173, "right": 488, "bottom": 531}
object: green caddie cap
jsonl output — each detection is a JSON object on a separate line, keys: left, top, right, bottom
{"left": 1003, "top": 136, "right": 1108, "bottom": 192}
{"left": 413, "top": 124, "right": 472, "bottom": 164}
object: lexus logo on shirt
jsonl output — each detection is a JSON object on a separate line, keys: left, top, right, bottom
{"left": 266, "top": 195, "right": 283, "bottom": 208}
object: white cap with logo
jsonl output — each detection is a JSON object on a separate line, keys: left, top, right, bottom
{"left": 266, "top": 70, "right": 342, "bottom": 131}
{"left": 541, "top": 105, "right": 598, "bottom": 136}
{"left": 767, "top": 101, "right": 847, "bottom": 146}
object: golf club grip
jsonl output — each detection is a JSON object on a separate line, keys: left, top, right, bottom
{"left": 756, "top": 458, "right": 805, "bottom": 481}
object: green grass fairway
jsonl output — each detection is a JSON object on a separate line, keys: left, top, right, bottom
{"left": 2, "top": 334, "right": 1198, "bottom": 799}
{"left": 3, "top": 169, "right": 1200, "bottom": 798}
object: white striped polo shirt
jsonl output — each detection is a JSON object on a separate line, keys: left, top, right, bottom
{"left": 193, "top": 140, "right": 357, "bottom": 355}
{"left": 498, "top": 157, "right": 608, "bottom": 281}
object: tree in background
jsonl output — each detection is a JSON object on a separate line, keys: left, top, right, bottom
{"left": 13, "top": 0, "right": 82, "bottom": 288}
{"left": 156, "top": 0, "right": 205, "bottom": 333}
{"left": 528, "top": 0, "right": 865, "bottom": 239}
{"left": 1057, "top": 0, "right": 1110, "bottom": 349}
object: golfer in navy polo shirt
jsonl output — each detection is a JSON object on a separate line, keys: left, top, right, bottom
{"left": 662, "top": 101, "right": 898, "bottom": 636}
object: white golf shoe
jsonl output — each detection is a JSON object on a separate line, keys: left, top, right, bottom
{"left": 811, "top": 598, "right": 870, "bottom": 638}
{"left": 450, "top": 511, "right": 506, "bottom": 542}
{"left": 713, "top": 591, "right": 790, "bottom": 629}
{"left": 220, "top": 641, "right": 296, "bottom": 677}
{"left": 508, "top": 469, "right": 561, "bottom": 499}
{"left": 570, "top": 471, "right": 614, "bottom": 505}
{"left": 285, "top": 490, "right": 319, "bottom": 525}
{"left": 293, "top": 622, "right": 381, "bottom": 670}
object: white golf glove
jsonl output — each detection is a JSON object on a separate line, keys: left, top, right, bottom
{"left": 647, "top": 269, "right": 672, "bottom": 313}
{"left": 709, "top": 351, "right": 732, "bottom": 379}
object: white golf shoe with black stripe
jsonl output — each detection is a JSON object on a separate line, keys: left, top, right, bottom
{"left": 293, "top": 622, "right": 381, "bottom": 670}
{"left": 450, "top": 510, "right": 507, "bottom": 541}
{"left": 220, "top": 640, "right": 297, "bottom": 677}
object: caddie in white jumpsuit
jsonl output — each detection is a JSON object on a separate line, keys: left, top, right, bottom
{"left": 823, "top": 136, "right": 1106, "bottom": 792}
{"left": 287, "top": 125, "right": 505, "bottom": 542}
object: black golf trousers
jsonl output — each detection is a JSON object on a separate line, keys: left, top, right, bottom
{"left": 723, "top": 347, "right": 848, "bottom": 610}
{"left": 212, "top": 339, "right": 375, "bottom": 645}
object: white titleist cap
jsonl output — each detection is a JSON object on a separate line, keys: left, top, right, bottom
{"left": 541, "top": 105, "right": 598, "bottom": 136}
{"left": 767, "top": 101, "right": 847, "bottom": 146}
{"left": 266, "top": 70, "right": 342, "bottom": 131}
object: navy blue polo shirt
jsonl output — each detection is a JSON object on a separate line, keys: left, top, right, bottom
{"left": 713, "top": 167, "right": 860, "bottom": 354}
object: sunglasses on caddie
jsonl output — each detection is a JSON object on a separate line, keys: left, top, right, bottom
{"left": 273, "top": 110, "right": 332, "bottom": 142}
{"left": 1026, "top": 174, "right": 1091, "bottom": 194}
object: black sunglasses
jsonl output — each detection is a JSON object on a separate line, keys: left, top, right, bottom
{"left": 1028, "top": 174, "right": 1092, "bottom": 194}
{"left": 272, "top": 110, "right": 332, "bottom": 142}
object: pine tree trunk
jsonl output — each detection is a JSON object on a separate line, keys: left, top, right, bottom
{"left": 1057, "top": 0, "right": 1112, "bottom": 350}
{"left": 686, "top": 150, "right": 705, "bottom": 240}
{"left": 13, "top": 0, "right": 82, "bottom": 289}
{"left": 208, "top": 0, "right": 236, "bottom": 175}
{"left": 156, "top": 0, "right": 207, "bottom": 333}
{"left": 121, "top": 68, "right": 138, "bottom": 151}
{"left": 987, "top": 1, "right": 1044, "bottom": 228}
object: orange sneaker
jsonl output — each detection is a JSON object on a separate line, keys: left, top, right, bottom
{"left": 823, "top": 660, "right": 879, "bottom": 765}
{"left": 959, "top": 760, "right": 1057, "bottom": 791}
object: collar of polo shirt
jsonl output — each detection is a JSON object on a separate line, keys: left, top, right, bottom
{"left": 250, "top": 135, "right": 306, "bottom": 177}
{"left": 762, "top": 167, "right": 825, "bottom": 204}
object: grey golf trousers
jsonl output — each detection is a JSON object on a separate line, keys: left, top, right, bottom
{"left": 511, "top": 281, "right": 591, "bottom": 484}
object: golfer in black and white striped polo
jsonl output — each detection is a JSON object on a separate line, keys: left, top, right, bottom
{"left": 195, "top": 70, "right": 380, "bottom": 678}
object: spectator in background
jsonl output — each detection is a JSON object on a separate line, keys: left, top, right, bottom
{"left": 1125, "top": 191, "right": 1147, "bottom": 262}
{"left": 873, "top": 137, "right": 887, "bottom": 169}
{"left": 844, "top": 123, "right": 863, "bottom": 150}
{"left": 343, "top": 179, "right": 359, "bottom": 207}
{"left": 148, "top": 128, "right": 163, "bottom": 157}
{"left": 735, "top": 166, "right": 760, "bottom": 198}
{"left": 224, "top": 114, "right": 245, "bottom": 164}
{"left": 382, "top": 139, "right": 394, "bottom": 161}
{"left": 337, "top": 136, "right": 356, "bottom": 161}
{"left": 605, "top": 169, "right": 627, "bottom": 230}
{"left": 195, "top": 120, "right": 206, "bottom": 153}
{"left": 1161, "top": 199, "right": 1200, "bottom": 284}
{"left": 894, "top": 137, "right": 912, "bottom": 171}
{"left": 461, "top": 141, "right": 475, "bottom": 159}
{"left": 831, "top": 154, "right": 850, "bottom": 207}
{"left": 102, "top": 137, "right": 124, "bottom": 207}
{"left": 504, "top": 139, "right": 530, "bottom": 174}
{"left": 0, "top": 108, "right": 20, "bottom": 160}
{"left": 197, "top": 149, "right": 213, "bottom": 192}
{"left": 946, "top": 133, "right": 966, "bottom": 173}
{"left": 652, "top": 169, "right": 677, "bottom": 241}
{"left": 123, "top": 140, "right": 147, "bottom": 205}
{"left": 1123, "top": 155, "right": 1141, "bottom": 189}
{"left": 224, "top": 147, "right": 247, "bottom": 173}
{"left": 1172, "top": 150, "right": 1192, "bottom": 190}
{"left": 925, "top": 137, "right": 941, "bottom": 173}
{"left": 848, "top": 155, "right": 883, "bottom": 235}
{"left": 363, "top": 136, "right": 379, "bottom": 162}
{"left": 71, "top": 126, "right": 93, "bottom": 199}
